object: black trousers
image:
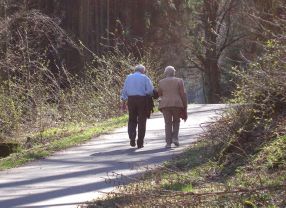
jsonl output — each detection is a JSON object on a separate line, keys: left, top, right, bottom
{"left": 127, "top": 96, "right": 147, "bottom": 146}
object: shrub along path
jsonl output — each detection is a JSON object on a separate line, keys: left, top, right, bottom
{"left": 0, "top": 104, "right": 227, "bottom": 208}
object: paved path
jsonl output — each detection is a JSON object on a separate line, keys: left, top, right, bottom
{"left": 0, "top": 104, "right": 228, "bottom": 208}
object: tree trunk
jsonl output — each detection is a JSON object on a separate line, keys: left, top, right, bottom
{"left": 202, "top": 0, "right": 221, "bottom": 103}
{"left": 203, "top": 61, "right": 220, "bottom": 103}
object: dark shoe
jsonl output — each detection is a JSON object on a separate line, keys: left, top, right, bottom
{"left": 173, "top": 141, "right": 179, "bottom": 147}
{"left": 130, "top": 140, "right": 136, "bottom": 147}
{"left": 137, "top": 144, "right": 144, "bottom": 149}
{"left": 137, "top": 140, "right": 144, "bottom": 149}
{"left": 165, "top": 144, "right": 171, "bottom": 148}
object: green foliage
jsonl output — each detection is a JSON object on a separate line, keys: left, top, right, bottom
{"left": 254, "top": 135, "right": 286, "bottom": 170}
{"left": 210, "top": 37, "right": 286, "bottom": 168}
{"left": 0, "top": 89, "right": 22, "bottom": 136}
{"left": 0, "top": 9, "right": 160, "bottom": 173}
{"left": 231, "top": 39, "right": 286, "bottom": 113}
{"left": 162, "top": 180, "right": 193, "bottom": 192}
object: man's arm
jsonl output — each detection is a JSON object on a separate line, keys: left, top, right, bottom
{"left": 120, "top": 77, "right": 129, "bottom": 112}
{"left": 120, "top": 78, "right": 128, "bottom": 101}
{"left": 145, "top": 76, "right": 154, "bottom": 96}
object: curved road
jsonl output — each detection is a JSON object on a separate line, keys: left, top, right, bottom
{"left": 0, "top": 104, "right": 228, "bottom": 208}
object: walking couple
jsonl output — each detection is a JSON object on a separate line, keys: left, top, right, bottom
{"left": 121, "top": 64, "right": 188, "bottom": 149}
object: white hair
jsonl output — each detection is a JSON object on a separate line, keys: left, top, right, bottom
{"left": 135, "top": 64, "right": 145, "bottom": 73}
{"left": 164, "top": 66, "right": 176, "bottom": 77}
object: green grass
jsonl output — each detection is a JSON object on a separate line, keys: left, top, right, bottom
{"left": 36, "top": 123, "right": 86, "bottom": 140}
{"left": 83, "top": 134, "right": 286, "bottom": 208}
{"left": 230, "top": 135, "right": 286, "bottom": 187}
{"left": 259, "top": 135, "right": 286, "bottom": 169}
{"left": 0, "top": 115, "right": 128, "bottom": 170}
{"left": 162, "top": 181, "right": 193, "bottom": 192}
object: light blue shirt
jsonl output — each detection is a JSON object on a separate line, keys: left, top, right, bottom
{"left": 121, "top": 72, "right": 154, "bottom": 100}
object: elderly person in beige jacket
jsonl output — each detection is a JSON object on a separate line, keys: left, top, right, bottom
{"left": 158, "top": 66, "right": 188, "bottom": 148}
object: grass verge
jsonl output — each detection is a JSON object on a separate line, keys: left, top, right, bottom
{"left": 0, "top": 115, "right": 128, "bottom": 171}
{"left": 83, "top": 134, "right": 286, "bottom": 208}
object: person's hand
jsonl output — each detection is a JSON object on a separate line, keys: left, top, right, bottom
{"left": 121, "top": 101, "right": 128, "bottom": 112}
{"left": 183, "top": 107, "right": 188, "bottom": 121}
{"left": 184, "top": 112, "right": 188, "bottom": 121}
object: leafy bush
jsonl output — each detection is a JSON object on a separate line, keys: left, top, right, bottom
{"left": 205, "top": 37, "right": 286, "bottom": 166}
{"left": 0, "top": 88, "right": 22, "bottom": 136}
{"left": 232, "top": 39, "right": 286, "bottom": 116}
{"left": 0, "top": 9, "right": 160, "bottom": 144}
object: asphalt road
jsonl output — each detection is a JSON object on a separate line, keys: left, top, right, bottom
{"left": 0, "top": 104, "right": 228, "bottom": 208}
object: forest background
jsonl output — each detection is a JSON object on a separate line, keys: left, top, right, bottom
{"left": 0, "top": 0, "right": 285, "bottom": 182}
{"left": 0, "top": 0, "right": 285, "bottom": 207}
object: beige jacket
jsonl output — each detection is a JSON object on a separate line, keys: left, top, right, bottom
{"left": 158, "top": 77, "right": 187, "bottom": 110}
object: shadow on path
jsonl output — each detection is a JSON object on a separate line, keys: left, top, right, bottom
{"left": 0, "top": 104, "right": 228, "bottom": 208}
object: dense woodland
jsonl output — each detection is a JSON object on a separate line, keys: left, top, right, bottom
{"left": 0, "top": 0, "right": 284, "bottom": 101}
{"left": 0, "top": 0, "right": 285, "bottom": 207}
{"left": 0, "top": 0, "right": 284, "bottom": 146}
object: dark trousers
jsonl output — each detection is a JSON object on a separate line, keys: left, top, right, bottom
{"left": 127, "top": 96, "right": 147, "bottom": 146}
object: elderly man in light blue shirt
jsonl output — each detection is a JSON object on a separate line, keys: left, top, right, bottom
{"left": 121, "top": 64, "right": 154, "bottom": 149}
